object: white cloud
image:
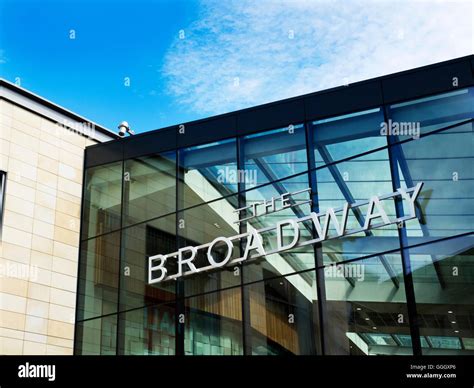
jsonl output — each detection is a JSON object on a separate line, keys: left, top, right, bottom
{"left": 163, "top": 0, "right": 474, "bottom": 116}
{"left": 0, "top": 49, "right": 6, "bottom": 64}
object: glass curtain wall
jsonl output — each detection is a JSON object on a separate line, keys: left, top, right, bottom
{"left": 75, "top": 87, "right": 474, "bottom": 356}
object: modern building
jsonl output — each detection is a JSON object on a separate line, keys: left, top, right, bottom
{"left": 0, "top": 79, "right": 117, "bottom": 355}
{"left": 74, "top": 54, "right": 473, "bottom": 356}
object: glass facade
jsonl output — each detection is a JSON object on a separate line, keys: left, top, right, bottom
{"left": 75, "top": 85, "right": 474, "bottom": 356}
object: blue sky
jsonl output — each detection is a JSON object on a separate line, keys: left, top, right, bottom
{"left": 1, "top": 0, "right": 472, "bottom": 134}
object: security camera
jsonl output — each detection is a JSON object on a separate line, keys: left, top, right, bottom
{"left": 118, "top": 121, "right": 135, "bottom": 137}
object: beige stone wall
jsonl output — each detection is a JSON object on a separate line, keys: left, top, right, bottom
{"left": 0, "top": 99, "right": 98, "bottom": 354}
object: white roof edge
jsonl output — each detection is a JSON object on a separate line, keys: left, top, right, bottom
{"left": 0, "top": 78, "right": 118, "bottom": 143}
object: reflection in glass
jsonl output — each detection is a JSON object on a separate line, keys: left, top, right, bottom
{"left": 185, "top": 288, "right": 243, "bottom": 355}
{"left": 119, "top": 304, "right": 176, "bottom": 355}
{"left": 391, "top": 124, "right": 474, "bottom": 243}
{"left": 76, "top": 85, "right": 474, "bottom": 356}
{"left": 246, "top": 273, "right": 320, "bottom": 355}
{"left": 408, "top": 234, "right": 474, "bottom": 355}
{"left": 75, "top": 315, "right": 117, "bottom": 355}
{"left": 312, "top": 108, "right": 386, "bottom": 167}
{"left": 120, "top": 215, "right": 177, "bottom": 313}
{"left": 179, "top": 139, "right": 237, "bottom": 209}
{"left": 82, "top": 162, "right": 122, "bottom": 239}
{"left": 388, "top": 88, "right": 473, "bottom": 139}
{"left": 315, "top": 149, "right": 400, "bottom": 265}
{"left": 324, "top": 254, "right": 412, "bottom": 355}
{"left": 123, "top": 152, "right": 176, "bottom": 226}
{"left": 243, "top": 175, "right": 314, "bottom": 282}
{"left": 178, "top": 196, "right": 241, "bottom": 297}
{"left": 77, "top": 231, "right": 120, "bottom": 321}
{"left": 244, "top": 125, "right": 307, "bottom": 189}
{"left": 244, "top": 246, "right": 316, "bottom": 285}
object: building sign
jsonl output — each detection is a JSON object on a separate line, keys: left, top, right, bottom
{"left": 148, "top": 182, "right": 424, "bottom": 284}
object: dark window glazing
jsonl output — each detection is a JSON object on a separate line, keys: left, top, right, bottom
{"left": 82, "top": 162, "right": 122, "bottom": 239}
{"left": 77, "top": 231, "right": 120, "bottom": 321}
{"left": 123, "top": 152, "right": 176, "bottom": 226}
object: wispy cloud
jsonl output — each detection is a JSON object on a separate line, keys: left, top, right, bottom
{"left": 0, "top": 49, "right": 6, "bottom": 64}
{"left": 163, "top": 0, "right": 473, "bottom": 116}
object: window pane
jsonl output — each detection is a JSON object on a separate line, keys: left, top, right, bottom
{"left": 119, "top": 304, "right": 176, "bottom": 355}
{"left": 408, "top": 234, "right": 474, "bottom": 355}
{"left": 244, "top": 124, "right": 307, "bottom": 189}
{"left": 324, "top": 254, "right": 412, "bottom": 355}
{"left": 245, "top": 173, "right": 310, "bottom": 209}
{"left": 242, "top": 176, "right": 315, "bottom": 283}
{"left": 315, "top": 149, "right": 400, "bottom": 265}
{"left": 245, "top": 273, "right": 321, "bottom": 355}
{"left": 82, "top": 162, "right": 122, "bottom": 239}
{"left": 392, "top": 123, "right": 474, "bottom": 244}
{"left": 77, "top": 231, "right": 120, "bottom": 321}
{"left": 389, "top": 88, "right": 474, "bottom": 139}
{"left": 178, "top": 195, "right": 241, "bottom": 297}
{"left": 120, "top": 214, "right": 177, "bottom": 313}
{"left": 312, "top": 108, "right": 386, "bottom": 167}
{"left": 123, "top": 152, "right": 176, "bottom": 226}
{"left": 244, "top": 246, "right": 317, "bottom": 285}
{"left": 75, "top": 315, "right": 117, "bottom": 355}
{"left": 179, "top": 139, "right": 237, "bottom": 209}
{"left": 185, "top": 287, "right": 243, "bottom": 355}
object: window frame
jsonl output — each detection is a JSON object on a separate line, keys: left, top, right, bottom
{"left": 0, "top": 170, "right": 6, "bottom": 239}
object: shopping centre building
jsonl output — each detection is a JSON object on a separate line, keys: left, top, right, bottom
{"left": 75, "top": 55, "right": 474, "bottom": 356}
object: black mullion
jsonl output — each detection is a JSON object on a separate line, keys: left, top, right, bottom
{"left": 237, "top": 135, "right": 252, "bottom": 355}
{"left": 384, "top": 104, "right": 422, "bottom": 356}
{"left": 116, "top": 157, "right": 126, "bottom": 355}
{"left": 73, "top": 151, "right": 88, "bottom": 354}
{"left": 304, "top": 121, "right": 328, "bottom": 355}
{"left": 176, "top": 149, "right": 185, "bottom": 355}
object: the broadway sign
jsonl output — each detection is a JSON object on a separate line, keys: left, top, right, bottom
{"left": 148, "top": 182, "right": 423, "bottom": 284}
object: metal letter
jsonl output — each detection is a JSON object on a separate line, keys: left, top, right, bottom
{"left": 310, "top": 202, "right": 349, "bottom": 240}
{"left": 363, "top": 196, "right": 390, "bottom": 230}
{"left": 398, "top": 182, "right": 424, "bottom": 218}
{"left": 240, "top": 229, "right": 266, "bottom": 262}
{"left": 148, "top": 254, "right": 168, "bottom": 284}
{"left": 207, "top": 237, "right": 233, "bottom": 268}
{"left": 276, "top": 219, "right": 300, "bottom": 250}
{"left": 177, "top": 246, "right": 199, "bottom": 277}
{"left": 281, "top": 193, "right": 291, "bottom": 209}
